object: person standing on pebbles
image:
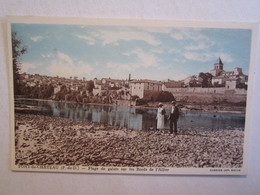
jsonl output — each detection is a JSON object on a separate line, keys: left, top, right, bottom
{"left": 168, "top": 101, "right": 179, "bottom": 135}
{"left": 156, "top": 103, "right": 166, "bottom": 130}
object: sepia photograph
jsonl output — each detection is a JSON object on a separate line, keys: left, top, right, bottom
{"left": 7, "top": 16, "right": 257, "bottom": 175}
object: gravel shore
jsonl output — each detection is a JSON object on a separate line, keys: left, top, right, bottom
{"left": 15, "top": 113, "right": 244, "bottom": 168}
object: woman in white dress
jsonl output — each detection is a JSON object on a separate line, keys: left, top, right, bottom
{"left": 156, "top": 103, "right": 165, "bottom": 130}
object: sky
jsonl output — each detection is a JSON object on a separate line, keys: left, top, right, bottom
{"left": 11, "top": 23, "right": 252, "bottom": 81}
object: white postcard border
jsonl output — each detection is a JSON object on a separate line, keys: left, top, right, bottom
{"left": 6, "top": 16, "right": 258, "bottom": 175}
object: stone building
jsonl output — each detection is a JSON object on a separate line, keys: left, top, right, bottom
{"left": 210, "top": 58, "right": 248, "bottom": 89}
{"left": 129, "top": 79, "right": 162, "bottom": 100}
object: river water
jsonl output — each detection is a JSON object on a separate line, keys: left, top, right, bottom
{"left": 15, "top": 99, "right": 245, "bottom": 131}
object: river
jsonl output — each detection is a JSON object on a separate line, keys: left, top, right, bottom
{"left": 15, "top": 99, "right": 245, "bottom": 131}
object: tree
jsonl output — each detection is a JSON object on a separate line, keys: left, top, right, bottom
{"left": 131, "top": 95, "right": 139, "bottom": 101}
{"left": 199, "top": 72, "right": 213, "bottom": 88}
{"left": 12, "top": 32, "right": 27, "bottom": 95}
{"left": 156, "top": 91, "right": 175, "bottom": 102}
{"left": 136, "top": 98, "right": 148, "bottom": 106}
{"left": 87, "top": 80, "right": 95, "bottom": 92}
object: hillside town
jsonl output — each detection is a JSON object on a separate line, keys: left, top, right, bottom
{"left": 17, "top": 58, "right": 248, "bottom": 106}
{"left": 14, "top": 59, "right": 247, "bottom": 169}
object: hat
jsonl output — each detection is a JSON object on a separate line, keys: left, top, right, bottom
{"left": 158, "top": 102, "right": 163, "bottom": 106}
{"left": 171, "top": 101, "right": 176, "bottom": 104}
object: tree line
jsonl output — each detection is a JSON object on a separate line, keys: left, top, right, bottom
{"left": 12, "top": 31, "right": 97, "bottom": 103}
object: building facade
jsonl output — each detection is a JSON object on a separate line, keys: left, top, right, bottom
{"left": 210, "top": 58, "right": 248, "bottom": 89}
{"left": 130, "top": 80, "right": 162, "bottom": 100}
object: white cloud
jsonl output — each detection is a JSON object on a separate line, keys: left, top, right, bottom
{"left": 136, "top": 50, "right": 159, "bottom": 68}
{"left": 77, "top": 35, "right": 96, "bottom": 45}
{"left": 57, "top": 52, "right": 73, "bottom": 65}
{"left": 214, "top": 52, "right": 234, "bottom": 63}
{"left": 152, "top": 49, "right": 163, "bottom": 54}
{"left": 190, "top": 33, "right": 211, "bottom": 42}
{"left": 173, "top": 58, "right": 186, "bottom": 63}
{"left": 41, "top": 53, "right": 52, "bottom": 58}
{"left": 107, "top": 62, "right": 118, "bottom": 69}
{"left": 47, "top": 52, "right": 92, "bottom": 78}
{"left": 183, "top": 51, "right": 234, "bottom": 63}
{"left": 171, "top": 33, "right": 185, "bottom": 40}
{"left": 184, "top": 35, "right": 215, "bottom": 51}
{"left": 106, "top": 48, "right": 162, "bottom": 78}
{"left": 171, "top": 29, "right": 215, "bottom": 51}
{"left": 105, "top": 62, "right": 132, "bottom": 79}
{"left": 92, "top": 30, "right": 161, "bottom": 46}
{"left": 168, "top": 48, "right": 181, "bottom": 54}
{"left": 20, "top": 62, "right": 36, "bottom": 73}
{"left": 184, "top": 52, "right": 212, "bottom": 62}
{"left": 184, "top": 42, "right": 211, "bottom": 51}
{"left": 123, "top": 48, "right": 160, "bottom": 68}
{"left": 30, "top": 36, "right": 44, "bottom": 42}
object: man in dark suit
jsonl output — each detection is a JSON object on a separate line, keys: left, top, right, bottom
{"left": 168, "top": 101, "right": 179, "bottom": 135}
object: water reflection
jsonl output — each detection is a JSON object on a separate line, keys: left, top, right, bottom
{"left": 15, "top": 99, "right": 245, "bottom": 131}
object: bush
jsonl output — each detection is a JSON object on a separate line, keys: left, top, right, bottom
{"left": 156, "top": 91, "right": 175, "bottom": 102}
{"left": 131, "top": 95, "right": 139, "bottom": 101}
{"left": 136, "top": 98, "right": 148, "bottom": 106}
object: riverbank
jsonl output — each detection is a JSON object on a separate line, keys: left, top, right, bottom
{"left": 15, "top": 113, "right": 244, "bottom": 168}
{"left": 145, "top": 101, "right": 246, "bottom": 114}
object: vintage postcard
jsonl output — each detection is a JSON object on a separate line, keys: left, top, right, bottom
{"left": 7, "top": 16, "right": 257, "bottom": 175}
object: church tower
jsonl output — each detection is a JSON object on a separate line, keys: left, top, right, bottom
{"left": 214, "top": 58, "right": 224, "bottom": 71}
{"left": 211, "top": 58, "right": 224, "bottom": 76}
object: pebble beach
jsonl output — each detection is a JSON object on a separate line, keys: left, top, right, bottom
{"left": 15, "top": 113, "right": 244, "bottom": 168}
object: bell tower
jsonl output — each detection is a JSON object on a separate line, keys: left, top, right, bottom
{"left": 214, "top": 58, "right": 224, "bottom": 71}
{"left": 211, "top": 58, "right": 224, "bottom": 76}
